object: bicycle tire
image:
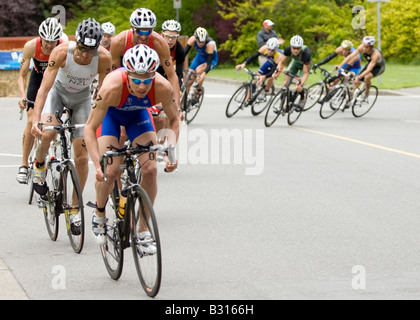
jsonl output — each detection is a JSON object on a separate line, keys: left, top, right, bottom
{"left": 185, "top": 87, "right": 204, "bottom": 124}
{"left": 304, "top": 82, "right": 324, "bottom": 111}
{"left": 101, "top": 181, "right": 124, "bottom": 280}
{"left": 62, "top": 160, "right": 85, "bottom": 254}
{"left": 287, "top": 94, "right": 304, "bottom": 126}
{"left": 42, "top": 160, "right": 59, "bottom": 241}
{"left": 352, "top": 85, "right": 378, "bottom": 117}
{"left": 226, "top": 84, "right": 249, "bottom": 118}
{"left": 27, "top": 145, "right": 36, "bottom": 204}
{"left": 264, "top": 90, "right": 286, "bottom": 127}
{"left": 319, "top": 86, "right": 346, "bottom": 119}
{"left": 130, "top": 185, "right": 162, "bottom": 297}
{"left": 251, "top": 85, "right": 275, "bottom": 116}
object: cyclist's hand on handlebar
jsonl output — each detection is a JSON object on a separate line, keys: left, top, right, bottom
{"left": 236, "top": 63, "right": 245, "bottom": 71}
{"left": 164, "top": 158, "right": 178, "bottom": 173}
{"left": 18, "top": 97, "right": 26, "bottom": 110}
{"left": 95, "top": 165, "right": 105, "bottom": 182}
{"left": 31, "top": 121, "right": 43, "bottom": 138}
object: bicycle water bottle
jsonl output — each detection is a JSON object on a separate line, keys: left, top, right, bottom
{"left": 50, "top": 159, "right": 60, "bottom": 190}
{"left": 117, "top": 195, "right": 127, "bottom": 219}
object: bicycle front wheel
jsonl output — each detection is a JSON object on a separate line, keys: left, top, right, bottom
{"left": 304, "top": 82, "right": 324, "bottom": 111}
{"left": 185, "top": 87, "right": 204, "bottom": 124}
{"left": 287, "top": 95, "right": 304, "bottom": 126}
{"left": 265, "top": 90, "right": 286, "bottom": 127}
{"left": 62, "top": 161, "right": 85, "bottom": 254}
{"left": 352, "top": 85, "right": 378, "bottom": 117}
{"left": 320, "top": 86, "right": 346, "bottom": 119}
{"left": 251, "top": 85, "right": 275, "bottom": 116}
{"left": 101, "top": 181, "right": 124, "bottom": 280}
{"left": 130, "top": 186, "right": 162, "bottom": 297}
{"left": 226, "top": 84, "right": 248, "bottom": 118}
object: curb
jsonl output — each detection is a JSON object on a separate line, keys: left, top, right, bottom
{"left": 0, "top": 258, "right": 29, "bottom": 300}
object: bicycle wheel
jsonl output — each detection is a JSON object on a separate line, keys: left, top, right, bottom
{"left": 251, "top": 85, "right": 275, "bottom": 116}
{"left": 185, "top": 87, "right": 204, "bottom": 124}
{"left": 41, "top": 160, "right": 59, "bottom": 241}
{"left": 304, "top": 82, "right": 324, "bottom": 111}
{"left": 101, "top": 181, "right": 124, "bottom": 280}
{"left": 226, "top": 84, "right": 248, "bottom": 118}
{"left": 287, "top": 94, "right": 304, "bottom": 126}
{"left": 264, "top": 90, "right": 286, "bottom": 127}
{"left": 61, "top": 160, "right": 85, "bottom": 253}
{"left": 319, "top": 86, "right": 346, "bottom": 119}
{"left": 28, "top": 144, "right": 37, "bottom": 204}
{"left": 352, "top": 85, "right": 378, "bottom": 117}
{"left": 130, "top": 186, "right": 162, "bottom": 297}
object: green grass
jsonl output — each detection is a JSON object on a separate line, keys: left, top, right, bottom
{"left": 209, "top": 63, "right": 420, "bottom": 90}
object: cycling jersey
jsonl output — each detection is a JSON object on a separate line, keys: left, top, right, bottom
{"left": 186, "top": 37, "right": 218, "bottom": 73}
{"left": 283, "top": 45, "right": 312, "bottom": 76}
{"left": 97, "top": 68, "right": 156, "bottom": 141}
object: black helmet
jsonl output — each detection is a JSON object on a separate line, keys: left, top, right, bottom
{"left": 75, "top": 18, "right": 103, "bottom": 47}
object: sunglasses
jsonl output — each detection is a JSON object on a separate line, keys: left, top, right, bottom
{"left": 77, "top": 44, "right": 98, "bottom": 54}
{"left": 291, "top": 46, "right": 302, "bottom": 50}
{"left": 134, "top": 29, "right": 153, "bottom": 36}
{"left": 128, "top": 75, "right": 155, "bottom": 85}
{"left": 162, "top": 33, "right": 179, "bottom": 39}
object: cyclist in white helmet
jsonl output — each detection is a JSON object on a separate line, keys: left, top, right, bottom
{"left": 236, "top": 37, "right": 283, "bottom": 98}
{"left": 16, "top": 17, "right": 65, "bottom": 184}
{"left": 338, "top": 35, "right": 385, "bottom": 103}
{"left": 100, "top": 21, "right": 116, "bottom": 51}
{"left": 30, "top": 18, "right": 112, "bottom": 234}
{"left": 184, "top": 27, "right": 218, "bottom": 104}
{"left": 84, "top": 44, "right": 180, "bottom": 245}
{"left": 274, "top": 35, "right": 312, "bottom": 109}
{"left": 110, "top": 8, "right": 180, "bottom": 108}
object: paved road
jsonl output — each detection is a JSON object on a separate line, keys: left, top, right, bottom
{"left": 0, "top": 81, "right": 420, "bottom": 300}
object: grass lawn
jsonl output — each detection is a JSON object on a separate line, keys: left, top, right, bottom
{"left": 209, "top": 63, "right": 420, "bottom": 90}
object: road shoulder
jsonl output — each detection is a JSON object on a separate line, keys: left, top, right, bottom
{"left": 0, "top": 258, "right": 29, "bottom": 300}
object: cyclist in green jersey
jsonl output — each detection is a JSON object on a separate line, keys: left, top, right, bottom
{"left": 274, "top": 35, "right": 311, "bottom": 108}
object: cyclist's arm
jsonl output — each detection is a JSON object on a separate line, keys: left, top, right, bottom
{"left": 18, "top": 39, "right": 35, "bottom": 108}
{"left": 110, "top": 30, "right": 126, "bottom": 70}
{"left": 317, "top": 51, "right": 338, "bottom": 66}
{"left": 184, "top": 36, "right": 195, "bottom": 56}
{"left": 300, "top": 63, "right": 311, "bottom": 85}
{"left": 358, "top": 51, "right": 380, "bottom": 79}
{"left": 96, "top": 47, "right": 112, "bottom": 89}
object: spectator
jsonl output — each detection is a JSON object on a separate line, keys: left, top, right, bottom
{"left": 256, "top": 20, "right": 284, "bottom": 66}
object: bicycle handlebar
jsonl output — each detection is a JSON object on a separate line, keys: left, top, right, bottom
{"left": 100, "top": 142, "right": 176, "bottom": 181}
{"left": 39, "top": 122, "right": 85, "bottom": 133}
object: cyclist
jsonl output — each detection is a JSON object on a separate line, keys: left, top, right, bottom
{"left": 338, "top": 36, "right": 385, "bottom": 103}
{"left": 110, "top": 8, "right": 180, "bottom": 105}
{"left": 16, "top": 18, "right": 64, "bottom": 184}
{"left": 236, "top": 37, "right": 282, "bottom": 99}
{"left": 100, "top": 22, "right": 116, "bottom": 51}
{"left": 315, "top": 39, "right": 362, "bottom": 85}
{"left": 84, "top": 45, "right": 180, "bottom": 246}
{"left": 30, "top": 18, "right": 112, "bottom": 234}
{"left": 274, "top": 35, "right": 312, "bottom": 109}
{"left": 184, "top": 27, "right": 218, "bottom": 105}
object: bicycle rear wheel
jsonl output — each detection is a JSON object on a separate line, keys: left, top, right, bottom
{"left": 62, "top": 161, "right": 85, "bottom": 254}
{"left": 226, "top": 84, "right": 248, "bottom": 118}
{"left": 319, "top": 86, "right": 346, "bottom": 119}
{"left": 264, "top": 90, "right": 286, "bottom": 127}
{"left": 352, "top": 85, "right": 378, "bottom": 117}
{"left": 185, "top": 87, "right": 204, "bottom": 124}
{"left": 251, "top": 85, "right": 275, "bottom": 116}
{"left": 101, "top": 181, "right": 124, "bottom": 280}
{"left": 304, "top": 82, "right": 324, "bottom": 111}
{"left": 130, "top": 186, "right": 162, "bottom": 297}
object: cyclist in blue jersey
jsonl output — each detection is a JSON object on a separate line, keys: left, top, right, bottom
{"left": 184, "top": 27, "right": 218, "bottom": 104}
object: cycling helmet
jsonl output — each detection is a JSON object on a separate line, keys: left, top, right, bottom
{"left": 194, "top": 27, "right": 208, "bottom": 42}
{"left": 363, "top": 36, "right": 376, "bottom": 46}
{"left": 123, "top": 44, "right": 160, "bottom": 74}
{"left": 39, "top": 18, "right": 63, "bottom": 42}
{"left": 162, "top": 20, "right": 181, "bottom": 33}
{"left": 266, "top": 38, "right": 280, "bottom": 50}
{"left": 290, "top": 35, "right": 304, "bottom": 48}
{"left": 76, "top": 18, "right": 103, "bottom": 47}
{"left": 341, "top": 40, "right": 353, "bottom": 49}
{"left": 101, "top": 22, "right": 116, "bottom": 35}
{"left": 130, "top": 8, "right": 157, "bottom": 29}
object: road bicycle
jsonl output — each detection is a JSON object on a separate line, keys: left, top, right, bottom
{"left": 319, "top": 69, "right": 379, "bottom": 119}
{"left": 303, "top": 66, "right": 336, "bottom": 111}
{"left": 264, "top": 70, "right": 306, "bottom": 127}
{"left": 225, "top": 67, "right": 275, "bottom": 118}
{"left": 97, "top": 141, "right": 175, "bottom": 297}
{"left": 36, "top": 110, "right": 85, "bottom": 254}
{"left": 180, "top": 70, "right": 205, "bottom": 124}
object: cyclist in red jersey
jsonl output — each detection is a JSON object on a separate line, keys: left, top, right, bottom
{"left": 16, "top": 18, "right": 64, "bottom": 184}
{"left": 84, "top": 45, "right": 180, "bottom": 245}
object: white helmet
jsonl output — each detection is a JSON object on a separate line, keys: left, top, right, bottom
{"left": 123, "top": 44, "right": 160, "bottom": 74}
{"left": 363, "top": 36, "right": 376, "bottom": 46}
{"left": 39, "top": 17, "right": 63, "bottom": 41}
{"left": 162, "top": 20, "right": 181, "bottom": 33}
{"left": 130, "top": 8, "right": 157, "bottom": 29}
{"left": 102, "top": 22, "right": 115, "bottom": 35}
{"left": 341, "top": 40, "right": 353, "bottom": 49}
{"left": 194, "top": 27, "right": 208, "bottom": 42}
{"left": 266, "top": 37, "right": 280, "bottom": 50}
{"left": 290, "top": 35, "right": 304, "bottom": 48}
